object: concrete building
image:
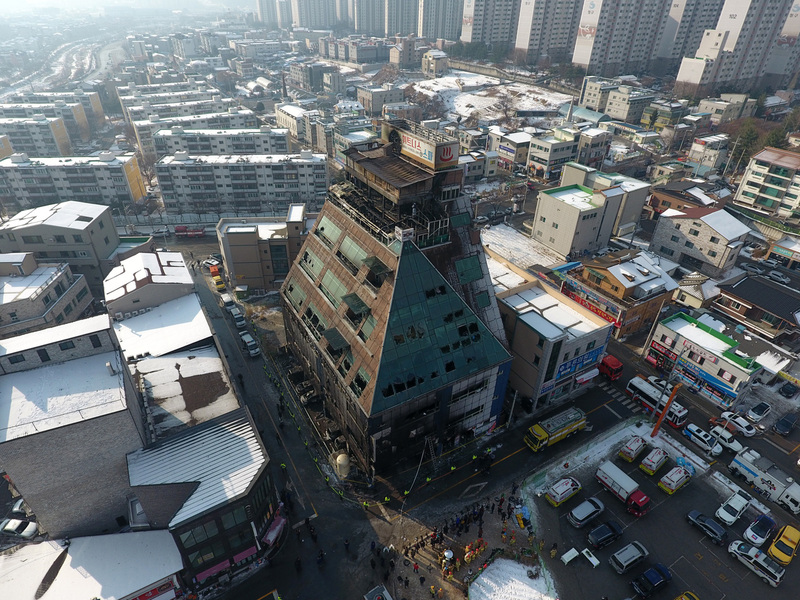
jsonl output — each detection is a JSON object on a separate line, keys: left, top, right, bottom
{"left": 0, "top": 135, "right": 13, "bottom": 159}
{"left": 382, "top": 102, "right": 424, "bottom": 122}
{"left": 132, "top": 109, "right": 258, "bottom": 164}
{"left": 0, "top": 151, "right": 146, "bottom": 213}
{"left": 281, "top": 120, "right": 511, "bottom": 475}
{"left": 216, "top": 204, "right": 310, "bottom": 292}
{"left": 460, "top": 0, "right": 519, "bottom": 47}
{"left": 532, "top": 183, "right": 624, "bottom": 258}
{"left": 418, "top": 0, "right": 464, "bottom": 41}
{"left": 354, "top": 0, "right": 385, "bottom": 35}
{"left": 389, "top": 35, "right": 429, "bottom": 68}
{"left": 640, "top": 100, "right": 689, "bottom": 132}
{"left": 687, "top": 133, "right": 729, "bottom": 172}
{"left": 422, "top": 49, "right": 449, "bottom": 78}
{"left": 153, "top": 126, "right": 289, "bottom": 158}
{"left": 575, "top": 128, "right": 612, "bottom": 171}
{"left": 497, "top": 280, "right": 614, "bottom": 409}
{"left": 0, "top": 101, "right": 91, "bottom": 144}
{"left": 649, "top": 206, "right": 751, "bottom": 277}
{"left": 0, "top": 116, "right": 72, "bottom": 157}
{"left": 386, "top": 0, "right": 419, "bottom": 37}
{"left": 258, "top": 0, "right": 279, "bottom": 28}
{"left": 561, "top": 249, "right": 679, "bottom": 339}
{"left": 103, "top": 252, "right": 194, "bottom": 316}
{"left": 289, "top": 62, "right": 337, "bottom": 92}
{"left": 697, "top": 93, "right": 757, "bottom": 126}
{"left": 0, "top": 201, "right": 149, "bottom": 291}
{"left": 676, "top": 0, "right": 795, "bottom": 97}
{"left": 487, "top": 129, "right": 531, "bottom": 170}
{"left": 459, "top": 149, "right": 498, "bottom": 183}
{"left": 8, "top": 90, "right": 105, "bottom": 131}
{"left": 276, "top": 103, "right": 312, "bottom": 141}
{"left": 527, "top": 128, "right": 579, "bottom": 180}
{"left": 125, "top": 97, "right": 237, "bottom": 124}
{"left": 513, "top": 0, "right": 583, "bottom": 66}
{"left": 577, "top": 76, "right": 619, "bottom": 112}
{"left": 604, "top": 86, "right": 655, "bottom": 124}
{"left": 118, "top": 85, "right": 221, "bottom": 124}
{"left": 732, "top": 147, "right": 800, "bottom": 222}
{"left": 0, "top": 315, "right": 146, "bottom": 538}
{"left": 559, "top": 162, "right": 650, "bottom": 239}
{"left": 652, "top": 0, "right": 727, "bottom": 75}
{"left": 645, "top": 311, "right": 761, "bottom": 407}
{"left": 0, "top": 252, "right": 93, "bottom": 339}
{"left": 155, "top": 150, "right": 329, "bottom": 215}
{"left": 356, "top": 85, "right": 405, "bottom": 117}
{"left": 290, "top": 0, "right": 337, "bottom": 28}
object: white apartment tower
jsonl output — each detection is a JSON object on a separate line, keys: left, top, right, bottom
{"left": 354, "top": 0, "right": 385, "bottom": 35}
{"left": 418, "top": 0, "right": 464, "bottom": 41}
{"left": 291, "top": 0, "right": 337, "bottom": 28}
{"left": 258, "top": 0, "right": 279, "bottom": 28}
{"left": 385, "top": 0, "right": 418, "bottom": 36}
{"left": 461, "top": 0, "right": 520, "bottom": 47}
{"left": 675, "top": 0, "right": 794, "bottom": 96}
{"left": 652, "top": 0, "right": 725, "bottom": 74}
{"left": 514, "top": 0, "right": 583, "bottom": 65}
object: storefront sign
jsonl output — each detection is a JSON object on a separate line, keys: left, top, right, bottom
{"left": 650, "top": 340, "right": 677, "bottom": 360}
{"left": 498, "top": 144, "right": 515, "bottom": 154}
{"left": 556, "top": 347, "right": 604, "bottom": 380}
{"left": 133, "top": 582, "right": 174, "bottom": 600}
{"left": 566, "top": 291, "right": 619, "bottom": 325}
{"left": 540, "top": 379, "right": 555, "bottom": 394}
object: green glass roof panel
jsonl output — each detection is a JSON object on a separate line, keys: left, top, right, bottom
{"left": 342, "top": 292, "right": 371, "bottom": 315}
{"left": 363, "top": 255, "right": 392, "bottom": 275}
{"left": 370, "top": 241, "right": 510, "bottom": 414}
{"left": 323, "top": 327, "right": 349, "bottom": 351}
{"left": 450, "top": 212, "right": 471, "bottom": 228}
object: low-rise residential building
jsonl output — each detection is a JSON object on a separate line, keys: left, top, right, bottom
{"left": 575, "top": 128, "right": 611, "bottom": 170}
{"left": 649, "top": 207, "right": 751, "bottom": 277}
{"left": 155, "top": 150, "right": 329, "bottom": 215}
{"left": 645, "top": 311, "right": 762, "bottom": 407}
{"left": 0, "top": 201, "right": 149, "bottom": 291}
{"left": 697, "top": 94, "right": 757, "bottom": 126}
{"left": 497, "top": 280, "right": 614, "bottom": 409}
{"left": 714, "top": 273, "right": 800, "bottom": 344}
{"left": 559, "top": 162, "right": 650, "bottom": 239}
{"left": 0, "top": 252, "right": 93, "bottom": 339}
{"left": 647, "top": 178, "right": 730, "bottom": 217}
{"left": 133, "top": 109, "right": 258, "bottom": 164}
{"left": 560, "top": 249, "right": 679, "bottom": 339}
{"left": 460, "top": 150, "right": 497, "bottom": 183}
{"left": 673, "top": 272, "right": 720, "bottom": 309}
{"left": 382, "top": 102, "right": 423, "bottom": 123}
{"left": 8, "top": 90, "right": 106, "bottom": 130}
{"left": 289, "top": 61, "right": 337, "bottom": 92}
{"left": 527, "top": 128, "right": 579, "bottom": 180}
{"left": 153, "top": 125, "right": 289, "bottom": 157}
{"left": 640, "top": 100, "right": 690, "bottom": 132}
{"left": 216, "top": 205, "right": 310, "bottom": 292}
{"left": 0, "top": 115, "right": 72, "bottom": 157}
{"left": 604, "top": 86, "right": 655, "bottom": 124}
{"left": 578, "top": 76, "right": 619, "bottom": 112}
{"left": 531, "top": 183, "right": 624, "bottom": 258}
{"left": 732, "top": 147, "right": 800, "bottom": 221}
{"left": 421, "top": 49, "right": 448, "bottom": 78}
{"left": 489, "top": 131, "right": 531, "bottom": 170}
{"left": 0, "top": 101, "right": 91, "bottom": 143}
{"left": 687, "top": 134, "right": 729, "bottom": 172}
{"left": 356, "top": 84, "right": 405, "bottom": 116}
{"left": 276, "top": 103, "right": 312, "bottom": 140}
{"left": 445, "top": 126, "right": 487, "bottom": 154}
{"left": 0, "top": 315, "right": 146, "bottom": 538}
{"left": 0, "top": 151, "right": 147, "bottom": 212}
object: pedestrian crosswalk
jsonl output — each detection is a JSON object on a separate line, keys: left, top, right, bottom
{"left": 597, "top": 381, "right": 642, "bottom": 413}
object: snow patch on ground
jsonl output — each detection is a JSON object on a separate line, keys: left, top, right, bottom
{"left": 469, "top": 558, "right": 558, "bottom": 600}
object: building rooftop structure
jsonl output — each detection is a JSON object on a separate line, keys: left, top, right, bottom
{"left": 153, "top": 126, "right": 288, "bottom": 137}
{"left": 0, "top": 530, "right": 183, "bottom": 600}
{"left": 158, "top": 151, "right": 326, "bottom": 166}
{"left": 104, "top": 251, "right": 192, "bottom": 305}
{"left": 0, "top": 263, "right": 62, "bottom": 306}
{"left": 133, "top": 109, "right": 255, "bottom": 128}
{"left": 0, "top": 200, "right": 104, "bottom": 230}
{"left": 127, "top": 408, "right": 267, "bottom": 528}
{"left": 0, "top": 152, "right": 135, "bottom": 169}
{"left": 661, "top": 206, "right": 751, "bottom": 240}
{"left": 480, "top": 224, "right": 564, "bottom": 270}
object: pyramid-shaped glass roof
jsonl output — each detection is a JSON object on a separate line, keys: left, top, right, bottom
{"left": 371, "top": 241, "right": 510, "bottom": 414}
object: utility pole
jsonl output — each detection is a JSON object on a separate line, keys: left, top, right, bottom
{"left": 722, "top": 134, "right": 741, "bottom": 182}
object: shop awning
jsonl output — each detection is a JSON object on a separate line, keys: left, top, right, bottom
{"left": 262, "top": 515, "right": 286, "bottom": 547}
{"left": 323, "top": 327, "right": 349, "bottom": 351}
{"left": 342, "top": 293, "right": 370, "bottom": 315}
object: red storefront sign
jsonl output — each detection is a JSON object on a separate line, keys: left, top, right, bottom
{"left": 133, "top": 581, "right": 174, "bottom": 600}
{"left": 566, "top": 291, "right": 619, "bottom": 325}
{"left": 650, "top": 341, "right": 677, "bottom": 360}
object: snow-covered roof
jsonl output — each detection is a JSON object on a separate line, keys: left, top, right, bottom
{"left": 104, "top": 252, "right": 191, "bottom": 303}
{"left": 481, "top": 224, "right": 563, "bottom": 269}
{"left": 505, "top": 131, "right": 532, "bottom": 144}
{"left": 700, "top": 209, "right": 751, "bottom": 239}
{"left": 0, "top": 530, "right": 183, "bottom": 600}
{"left": 0, "top": 314, "right": 110, "bottom": 356}
{"left": 113, "top": 293, "right": 212, "bottom": 359}
{"left": 128, "top": 408, "right": 266, "bottom": 527}
{"left": 0, "top": 350, "right": 126, "bottom": 443}
{"left": 0, "top": 265, "right": 62, "bottom": 305}
{"left": 153, "top": 126, "right": 288, "bottom": 136}
{"left": 0, "top": 200, "right": 106, "bottom": 231}
{"left": 606, "top": 252, "right": 679, "bottom": 292}
{"left": 159, "top": 152, "right": 325, "bottom": 165}
{"left": 502, "top": 284, "right": 606, "bottom": 340}
{"left": 773, "top": 236, "right": 800, "bottom": 254}
{"left": 485, "top": 254, "right": 530, "bottom": 293}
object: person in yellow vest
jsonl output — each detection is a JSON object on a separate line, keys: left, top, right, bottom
{"left": 437, "top": 588, "right": 444, "bottom": 599}
{"left": 430, "top": 585, "right": 436, "bottom": 597}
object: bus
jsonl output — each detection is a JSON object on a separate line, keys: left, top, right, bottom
{"left": 625, "top": 375, "right": 688, "bottom": 428}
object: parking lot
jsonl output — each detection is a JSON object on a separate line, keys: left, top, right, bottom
{"left": 531, "top": 423, "right": 800, "bottom": 599}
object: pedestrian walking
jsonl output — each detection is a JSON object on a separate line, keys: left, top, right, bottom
{"left": 371, "top": 558, "right": 376, "bottom": 570}
{"left": 405, "top": 577, "right": 410, "bottom": 588}
{"left": 344, "top": 538, "right": 350, "bottom": 551}
{"left": 371, "top": 540, "right": 376, "bottom": 552}
{"left": 511, "top": 481, "right": 519, "bottom": 495}
{"left": 538, "top": 540, "right": 545, "bottom": 554}
{"left": 413, "top": 562, "right": 419, "bottom": 573}
{"left": 419, "top": 576, "right": 426, "bottom": 586}
{"left": 490, "top": 502, "right": 495, "bottom": 514}
{"left": 437, "top": 588, "right": 444, "bottom": 599}
{"left": 498, "top": 494, "right": 505, "bottom": 509}
{"left": 430, "top": 585, "right": 436, "bottom": 598}
{"left": 550, "top": 543, "right": 558, "bottom": 559}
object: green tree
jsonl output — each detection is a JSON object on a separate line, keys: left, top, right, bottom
{"left": 763, "top": 127, "right": 788, "bottom": 150}
{"left": 730, "top": 120, "right": 759, "bottom": 171}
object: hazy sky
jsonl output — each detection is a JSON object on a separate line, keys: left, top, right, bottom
{"left": 8, "top": 0, "right": 251, "bottom": 12}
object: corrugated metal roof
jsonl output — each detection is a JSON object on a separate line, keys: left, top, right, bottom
{"left": 127, "top": 409, "right": 266, "bottom": 528}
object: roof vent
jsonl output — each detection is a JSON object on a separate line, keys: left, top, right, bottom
{"left": 10, "top": 153, "right": 29, "bottom": 163}
{"left": 97, "top": 151, "right": 115, "bottom": 162}
{"left": 174, "top": 150, "right": 190, "bottom": 161}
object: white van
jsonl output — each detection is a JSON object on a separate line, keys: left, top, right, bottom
{"left": 230, "top": 307, "right": 246, "bottom": 329}
{"left": 220, "top": 293, "right": 236, "bottom": 313}
{"left": 544, "top": 477, "right": 582, "bottom": 507}
{"left": 239, "top": 331, "right": 261, "bottom": 357}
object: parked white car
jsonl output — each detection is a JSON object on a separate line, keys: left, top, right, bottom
{"left": 720, "top": 412, "right": 756, "bottom": 437}
{"left": 682, "top": 423, "right": 723, "bottom": 456}
{"left": 716, "top": 490, "right": 753, "bottom": 525}
{"left": 709, "top": 426, "right": 744, "bottom": 453}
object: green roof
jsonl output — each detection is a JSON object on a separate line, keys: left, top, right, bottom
{"left": 371, "top": 241, "right": 510, "bottom": 414}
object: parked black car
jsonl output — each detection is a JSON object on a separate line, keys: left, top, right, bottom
{"left": 779, "top": 382, "right": 799, "bottom": 398}
{"left": 587, "top": 520, "right": 623, "bottom": 549}
{"left": 686, "top": 510, "right": 729, "bottom": 546}
{"left": 773, "top": 413, "right": 798, "bottom": 436}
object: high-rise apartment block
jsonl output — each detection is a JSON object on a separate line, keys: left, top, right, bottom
{"left": 461, "top": 0, "right": 519, "bottom": 46}
{"left": 125, "top": 97, "right": 237, "bottom": 125}
{"left": 733, "top": 147, "right": 800, "bottom": 222}
{"left": 291, "top": 0, "right": 337, "bottom": 28}
{"left": 155, "top": 150, "right": 328, "bottom": 215}
{"left": 153, "top": 126, "right": 289, "bottom": 157}
{"left": 0, "top": 101, "right": 91, "bottom": 144}
{"left": 386, "top": 0, "right": 418, "bottom": 36}
{"left": 418, "top": 0, "right": 464, "bottom": 41}
{"left": 7, "top": 91, "right": 105, "bottom": 131}
{"left": 0, "top": 116, "right": 72, "bottom": 157}
{"left": 117, "top": 86, "right": 221, "bottom": 125}
{"left": 0, "top": 152, "right": 146, "bottom": 213}
{"left": 258, "top": 0, "right": 279, "bottom": 28}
